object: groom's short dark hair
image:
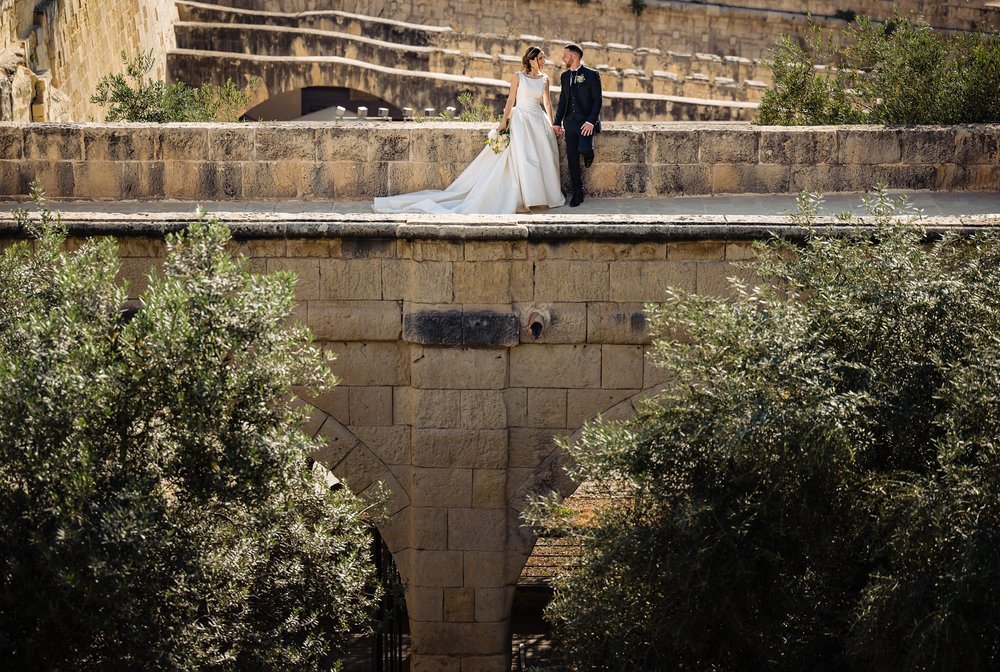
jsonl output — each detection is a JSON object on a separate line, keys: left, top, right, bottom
{"left": 565, "top": 43, "right": 584, "bottom": 58}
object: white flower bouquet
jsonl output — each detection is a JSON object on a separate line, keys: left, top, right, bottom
{"left": 486, "top": 127, "right": 510, "bottom": 154}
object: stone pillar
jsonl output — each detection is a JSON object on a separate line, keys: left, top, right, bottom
{"left": 396, "top": 345, "right": 516, "bottom": 672}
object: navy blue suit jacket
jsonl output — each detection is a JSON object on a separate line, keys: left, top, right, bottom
{"left": 554, "top": 65, "right": 603, "bottom": 132}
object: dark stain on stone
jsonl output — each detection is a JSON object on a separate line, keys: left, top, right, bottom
{"left": 630, "top": 312, "right": 647, "bottom": 333}
{"left": 404, "top": 310, "right": 463, "bottom": 345}
{"left": 342, "top": 238, "right": 394, "bottom": 258}
{"left": 463, "top": 311, "right": 519, "bottom": 347}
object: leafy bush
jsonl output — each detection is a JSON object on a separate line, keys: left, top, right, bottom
{"left": 529, "top": 186, "right": 1000, "bottom": 671}
{"left": 757, "top": 15, "right": 1000, "bottom": 124}
{"left": 91, "top": 50, "right": 258, "bottom": 122}
{"left": 0, "top": 187, "right": 380, "bottom": 669}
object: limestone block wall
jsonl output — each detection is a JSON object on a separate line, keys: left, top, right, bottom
{"left": 2, "top": 122, "right": 999, "bottom": 202}
{"left": 205, "top": 0, "right": 999, "bottom": 57}
{"left": 0, "top": 209, "right": 779, "bottom": 670}
{"left": 20, "top": 0, "right": 178, "bottom": 121}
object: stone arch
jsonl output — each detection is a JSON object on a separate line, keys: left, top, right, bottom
{"left": 243, "top": 85, "right": 403, "bottom": 121}
{"left": 504, "top": 384, "right": 667, "bottom": 585}
{"left": 295, "top": 398, "right": 410, "bottom": 557}
{"left": 166, "top": 50, "right": 508, "bottom": 120}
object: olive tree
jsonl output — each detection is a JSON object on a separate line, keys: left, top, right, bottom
{"left": 0, "top": 195, "right": 379, "bottom": 670}
{"left": 531, "top": 188, "right": 1000, "bottom": 671}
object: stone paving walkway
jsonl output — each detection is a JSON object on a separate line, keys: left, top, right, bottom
{"left": 1, "top": 191, "right": 998, "bottom": 218}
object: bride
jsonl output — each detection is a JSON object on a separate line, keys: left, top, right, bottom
{"left": 373, "top": 46, "right": 565, "bottom": 214}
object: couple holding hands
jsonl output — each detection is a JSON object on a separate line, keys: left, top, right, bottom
{"left": 374, "top": 43, "right": 603, "bottom": 215}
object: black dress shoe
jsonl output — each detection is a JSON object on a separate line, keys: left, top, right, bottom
{"left": 570, "top": 193, "right": 583, "bottom": 207}
{"left": 583, "top": 152, "right": 594, "bottom": 167}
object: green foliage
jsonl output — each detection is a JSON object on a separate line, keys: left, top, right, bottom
{"left": 757, "top": 15, "right": 1000, "bottom": 125}
{"left": 91, "top": 50, "right": 258, "bottom": 122}
{"left": 529, "top": 185, "right": 1000, "bottom": 671}
{"left": 0, "top": 187, "right": 379, "bottom": 670}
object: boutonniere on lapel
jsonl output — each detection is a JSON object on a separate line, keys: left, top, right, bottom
{"left": 575, "top": 74, "right": 586, "bottom": 84}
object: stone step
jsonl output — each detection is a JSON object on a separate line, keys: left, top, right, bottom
{"left": 175, "top": 0, "right": 772, "bottom": 90}
{"left": 166, "top": 47, "right": 759, "bottom": 122}
{"left": 171, "top": 21, "right": 770, "bottom": 106}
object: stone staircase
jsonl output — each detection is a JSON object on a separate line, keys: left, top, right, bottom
{"left": 169, "top": 0, "right": 763, "bottom": 121}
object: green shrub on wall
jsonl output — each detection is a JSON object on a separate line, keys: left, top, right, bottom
{"left": 529, "top": 187, "right": 1000, "bottom": 671}
{"left": 91, "top": 51, "right": 258, "bottom": 122}
{"left": 758, "top": 15, "right": 1000, "bottom": 125}
{"left": 0, "top": 190, "right": 380, "bottom": 670}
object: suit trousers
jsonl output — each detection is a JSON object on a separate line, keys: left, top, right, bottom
{"left": 564, "top": 125, "right": 594, "bottom": 197}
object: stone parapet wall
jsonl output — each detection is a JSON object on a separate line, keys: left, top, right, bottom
{"left": 2, "top": 122, "right": 998, "bottom": 202}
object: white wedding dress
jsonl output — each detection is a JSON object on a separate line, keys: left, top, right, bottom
{"left": 373, "top": 72, "right": 564, "bottom": 214}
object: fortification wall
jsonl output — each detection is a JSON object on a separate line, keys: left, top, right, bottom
{"left": 1, "top": 122, "right": 997, "bottom": 202}
{"left": 206, "top": 0, "right": 997, "bottom": 57}
{"left": 2, "top": 0, "right": 179, "bottom": 122}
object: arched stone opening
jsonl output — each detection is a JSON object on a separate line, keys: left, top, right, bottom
{"left": 243, "top": 86, "right": 403, "bottom": 121}
{"left": 505, "top": 385, "right": 666, "bottom": 665}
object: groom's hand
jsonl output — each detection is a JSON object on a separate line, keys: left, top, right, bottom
{"left": 581, "top": 122, "right": 595, "bottom": 137}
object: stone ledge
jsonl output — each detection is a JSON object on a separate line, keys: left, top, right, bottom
{"left": 2, "top": 211, "right": 997, "bottom": 242}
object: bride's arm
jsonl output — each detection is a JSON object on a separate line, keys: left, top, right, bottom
{"left": 499, "top": 75, "right": 519, "bottom": 131}
{"left": 543, "top": 77, "right": 554, "bottom": 124}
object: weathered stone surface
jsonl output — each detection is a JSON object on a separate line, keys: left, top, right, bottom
{"left": 514, "top": 302, "right": 587, "bottom": 344}
{"left": 461, "top": 390, "right": 507, "bottom": 429}
{"left": 326, "top": 341, "right": 409, "bottom": 386}
{"left": 601, "top": 344, "right": 644, "bottom": 389}
{"left": 534, "top": 260, "right": 609, "bottom": 302}
{"left": 472, "top": 469, "right": 507, "bottom": 508}
{"left": 407, "top": 585, "right": 444, "bottom": 622}
{"left": 410, "top": 621, "right": 508, "bottom": 655}
{"left": 713, "top": 163, "right": 791, "bottom": 194}
{"left": 411, "top": 347, "right": 507, "bottom": 390}
{"left": 510, "top": 344, "right": 602, "bottom": 388}
{"left": 412, "top": 429, "right": 508, "bottom": 468}
{"left": 411, "top": 468, "right": 473, "bottom": 508}
{"left": 395, "top": 387, "right": 462, "bottom": 428}
{"left": 593, "top": 240, "right": 666, "bottom": 260}
{"left": 307, "top": 300, "right": 401, "bottom": 341}
{"left": 610, "top": 260, "right": 696, "bottom": 302}
{"left": 351, "top": 425, "right": 410, "bottom": 465}
{"left": 759, "top": 128, "right": 837, "bottom": 164}
{"left": 503, "top": 388, "right": 528, "bottom": 427}
{"left": 508, "top": 427, "right": 565, "bottom": 468}
{"left": 448, "top": 508, "right": 506, "bottom": 551}
{"left": 409, "top": 550, "right": 465, "bottom": 588}
{"left": 266, "top": 257, "right": 320, "bottom": 300}
{"left": 648, "top": 163, "right": 712, "bottom": 196}
{"left": 464, "top": 240, "right": 527, "bottom": 261}
{"left": 383, "top": 259, "right": 454, "bottom": 302}
{"left": 348, "top": 385, "right": 393, "bottom": 426}
{"left": 839, "top": 128, "right": 901, "bottom": 165}
{"left": 526, "top": 388, "right": 568, "bottom": 428}
{"left": 453, "top": 261, "right": 513, "bottom": 303}
{"left": 567, "top": 388, "right": 637, "bottom": 427}
{"left": 700, "top": 128, "right": 757, "bottom": 163}
{"left": 474, "top": 587, "right": 513, "bottom": 623}
{"left": 444, "top": 586, "right": 476, "bottom": 622}
{"left": 647, "top": 129, "right": 699, "bottom": 163}
{"left": 411, "top": 507, "right": 449, "bottom": 550}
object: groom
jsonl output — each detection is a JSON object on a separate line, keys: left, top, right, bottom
{"left": 553, "top": 43, "right": 603, "bottom": 207}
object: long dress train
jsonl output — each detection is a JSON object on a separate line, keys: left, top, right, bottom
{"left": 372, "top": 72, "right": 563, "bottom": 214}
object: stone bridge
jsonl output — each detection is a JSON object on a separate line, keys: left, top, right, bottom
{"left": 2, "top": 122, "right": 999, "bottom": 670}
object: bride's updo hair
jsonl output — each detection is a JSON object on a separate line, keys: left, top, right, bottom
{"left": 521, "top": 46, "right": 542, "bottom": 74}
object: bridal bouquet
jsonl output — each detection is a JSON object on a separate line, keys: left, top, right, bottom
{"left": 486, "top": 127, "right": 510, "bottom": 154}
